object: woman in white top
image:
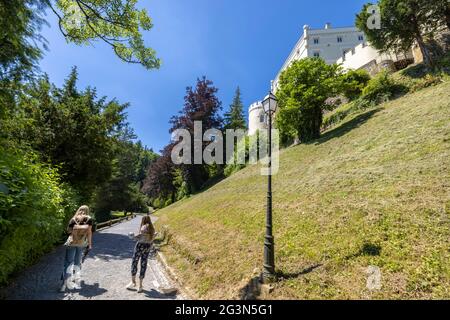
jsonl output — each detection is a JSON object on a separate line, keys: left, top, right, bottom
{"left": 126, "top": 215, "right": 155, "bottom": 293}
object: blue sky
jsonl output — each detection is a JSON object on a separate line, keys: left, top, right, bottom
{"left": 39, "top": 0, "right": 368, "bottom": 153}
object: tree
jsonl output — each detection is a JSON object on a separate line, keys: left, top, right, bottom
{"left": 94, "top": 140, "right": 157, "bottom": 220}
{"left": 16, "top": 67, "right": 129, "bottom": 200}
{"left": 340, "top": 69, "right": 371, "bottom": 101}
{"left": 224, "top": 87, "right": 247, "bottom": 130}
{"left": 0, "top": 0, "right": 159, "bottom": 81}
{"left": 170, "top": 77, "right": 223, "bottom": 192}
{"left": 47, "top": 0, "right": 160, "bottom": 69}
{"left": 436, "top": 1, "right": 450, "bottom": 30}
{"left": 275, "top": 58, "right": 342, "bottom": 144}
{"left": 356, "top": 0, "right": 446, "bottom": 67}
{"left": 0, "top": 0, "right": 47, "bottom": 82}
{"left": 142, "top": 145, "right": 177, "bottom": 206}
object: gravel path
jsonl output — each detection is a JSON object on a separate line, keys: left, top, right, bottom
{"left": 2, "top": 216, "right": 183, "bottom": 300}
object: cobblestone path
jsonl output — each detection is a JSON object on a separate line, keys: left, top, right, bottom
{"left": 2, "top": 217, "right": 183, "bottom": 300}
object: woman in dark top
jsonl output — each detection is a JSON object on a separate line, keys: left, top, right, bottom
{"left": 60, "top": 205, "right": 93, "bottom": 292}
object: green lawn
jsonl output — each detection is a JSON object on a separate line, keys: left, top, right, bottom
{"left": 156, "top": 81, "right": 450, "bottom": 299}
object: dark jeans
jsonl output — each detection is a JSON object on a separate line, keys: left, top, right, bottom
{"left": 131, "top": 242, "right": 152, "bottom": 279}
{"left": 61, "top": 246, "right": 83, "bottom": 280}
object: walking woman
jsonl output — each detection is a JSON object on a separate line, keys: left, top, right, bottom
{"left": 60, "top": 205, "right": 93, "bottom": 292}
{"left": 126, "top": 215, "right": 155, "bottom": 293}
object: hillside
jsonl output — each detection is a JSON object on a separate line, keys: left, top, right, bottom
{"left": 156, "top": 81, "right": 450, "bottom": 299}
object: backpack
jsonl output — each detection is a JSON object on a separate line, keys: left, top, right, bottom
{"left": 66, "top": 218, "right": 90, "bottom": 247}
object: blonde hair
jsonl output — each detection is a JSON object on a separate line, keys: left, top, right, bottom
{"left": 73, "top": 205, "right": 90, "bottom": 222}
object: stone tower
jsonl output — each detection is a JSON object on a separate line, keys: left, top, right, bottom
{"left": 248, "top": 101, "right": 267, "bottom": 136}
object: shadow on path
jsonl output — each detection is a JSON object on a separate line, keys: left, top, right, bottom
{"left": 76, "top": 281, "right": 108, "bottom": 298}
{"left": 143, "top": 289, "right": 177, "bottom": 300}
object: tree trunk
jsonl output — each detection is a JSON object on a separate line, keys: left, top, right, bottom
{"left": 409, "top": 11, "right": 434, "bottom": 68}
{"left": 415, "top": 34, "right": 433, "bottom": 68}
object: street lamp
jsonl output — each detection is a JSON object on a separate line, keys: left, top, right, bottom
{"left": 261, "top": 92, "right": 278, "bottom": 283}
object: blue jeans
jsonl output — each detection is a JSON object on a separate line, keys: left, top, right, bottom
{"left": 61, "top": 246, "right": 83, "bottom": 280}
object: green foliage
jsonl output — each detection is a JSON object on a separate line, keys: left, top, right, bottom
{"left": 356, "top": 0, "right": 446, "bottom": 67}
{"left": 164, "top": 198, "right": 173, "bottom": 207}
{"left": 223, "top": 134, "right": 250, "bottom": 177}
{"left": 173, "top": 169, "right": 190, "bottom": 201}
{"left": 0, "top": 0, "right": 159, "bottom": 284}
{"left": 14, "top": 68, "right": 130, "bottom": 201}
{"left": 360, "top": 71, "right": 408, "bottom": 105}
{"left": 340, "top": 69, "right": 371, "bottom": 101}
{"left": 323, "top": 103, "right": 358, "bottom": 131}
{"left": 50, "top": 0, "right": 160, "bottom": 69}
{"left": 1, "top": 0, "right": 159, "bottom": 81}
{"left": 224, "top": 87, "right": 247, "bottom": 130}
{"left": 0, "top": 146, "right": 78, "bottom": 284}
{"left": 276, "top": 58, "right": 343, "bottom": 143}
{"left": 0, "top": 0, "right": 47, "bottom": 81}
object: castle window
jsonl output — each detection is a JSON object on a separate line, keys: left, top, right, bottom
{"left": 313, "top": 38, "right": 319, "bottom": 44}
{"left": 260, "top": 114, "right": 265, "bottom": 123}
{"left": 358, "top": 35, "right": 364, "bottom": 41}
{"left": 337, "top": 36, "right": 343, "bottom": 43}
{"left": 313, "top": 51, "right": 320, "bottom": 58}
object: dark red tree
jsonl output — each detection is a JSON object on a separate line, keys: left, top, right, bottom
{"left": 169, "top": 77, "right": 223, "bottom": 192}
{"left": 142, "top": 144, "right": 176, "bottom": 204}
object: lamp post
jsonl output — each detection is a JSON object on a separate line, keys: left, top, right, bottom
{"left": 261, "top": 92, "right": 278, "bottom": 283}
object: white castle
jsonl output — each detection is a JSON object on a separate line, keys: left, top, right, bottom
{"left": 248, "top": 23, "right": 412, "bottom": 135}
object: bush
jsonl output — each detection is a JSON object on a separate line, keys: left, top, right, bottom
{"left": 341, "top": 69, "right": 371, "bottom": 101}
{"left": 0, "top": 146, "right": 77, "bottom": 284}
{"left": 361, "top": 71, "right": 408, "bottom": 105}
{"left": 322, "top": 102, "right": 357, "bottom": 130}
{"left": 224, "top": 163, "right": 246, "bottom": 177}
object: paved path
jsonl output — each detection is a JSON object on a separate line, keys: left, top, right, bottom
{"left": 2, "top": 217, "right": 183, "bottom": 300}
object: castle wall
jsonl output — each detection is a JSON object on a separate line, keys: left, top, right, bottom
{"left": 336, "top": 43, "right": 412, "bottom": 74}
{"left": 273, "top": 24, "right": 365, "bottom": 91}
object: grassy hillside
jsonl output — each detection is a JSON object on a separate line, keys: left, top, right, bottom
{"left": 156, "top": 81, "right": 450, "bottom": 299}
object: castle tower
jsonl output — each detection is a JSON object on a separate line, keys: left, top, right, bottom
{"left": 248, "top": 101, "right": 267, "bottom": 136}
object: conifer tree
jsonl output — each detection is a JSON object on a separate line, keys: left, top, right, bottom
{"left": 224, "top": 87, "right": 247, "bottom": 130}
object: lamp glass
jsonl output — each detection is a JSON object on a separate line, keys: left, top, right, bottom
{"left": 262, "top": 93, "right": 278, "bottom": 114}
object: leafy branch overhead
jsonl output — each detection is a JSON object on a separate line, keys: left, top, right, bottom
{"left": 47, "top": 0, "right": 160, "bottom": 69}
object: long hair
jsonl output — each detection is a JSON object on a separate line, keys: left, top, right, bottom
{"left": 140, "top": 215, "right": 155, "bottom": 239}
{"left": 72, "top": 205, "right": 90, "bottom": 223}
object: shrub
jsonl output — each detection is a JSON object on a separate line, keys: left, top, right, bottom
{"left": 409, "top": 74, "right": 443, "bottom": 92}
{"left": 224, "top": 163, "right": 246, "bottom": 177}
{"left": 361, "top": 71, "right": 408, "bottom": 105}
{"left": 322, "top": 102, "right": 357, "bottom": 130}
{"left": 0, "top": 146, "right": 77, "bottom": 284}
{"left": 164, "top": 198, "right": 173, "bottom": 207}
{"left": 341, "top": 69, "right": 371, "bottom": 101}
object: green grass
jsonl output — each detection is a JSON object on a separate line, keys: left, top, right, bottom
{"left": 111, "top": 211, "right": 126, "bottom": 218}
{"left": 156, "top": 81, "right": 450, "bottom": 299}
